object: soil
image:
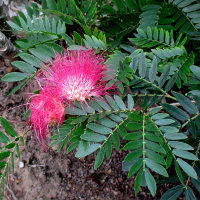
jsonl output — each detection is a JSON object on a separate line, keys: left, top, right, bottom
{"left": 0, "top": 56, "right": 192, "bottom": 200}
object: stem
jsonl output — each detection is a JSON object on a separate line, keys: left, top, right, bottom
{"left": 134, "top": 75, "right": 176, "bottom": 101}
{"left": 149, "top": 118, "right": 178, "bottom": 165}
{"left": 0, "top": 127, "right": 32, "bottom": 154}
{"left": 142, "top": 113, "right": 146, "bottom": 171}
{"left": 21, "top": 127, "right": 32, "bottom": 138}
{"left": 184, "top": 142, "right": 200, "bottom": 189}
{"left": 0, "top": 127, "right": 32, "bottom": 188}
{"left": 99, "top": 112, "right": 129, "bottom": 149}
{"left": 181, "top": 113, "right": 200, "bottom": 129}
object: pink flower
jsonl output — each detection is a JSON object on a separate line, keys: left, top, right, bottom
{"left": 29, "top": 48, "right": 115, "bottom": 144}
{"left": 29, "top": 86, "right": 65, "bottom": 142}
{"left": 39, "top": 49, "right": 113, "bottom": 102}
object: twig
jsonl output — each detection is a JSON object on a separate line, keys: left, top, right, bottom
{"left": 20, "top": 127, "right": 32, "bottom": 138}
{"left": 6, "top": 185, "right": 18, "bottom": 200}
{"left": 28, "top": 164, "right": 45, "bottom": 168}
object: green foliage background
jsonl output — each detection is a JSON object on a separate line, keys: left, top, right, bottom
{"left": 1, "top": 0, "right": 200, "bottom": 199}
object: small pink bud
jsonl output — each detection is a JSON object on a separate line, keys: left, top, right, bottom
{"left": 29, "top": 86, "right": 65, "bottom": 142}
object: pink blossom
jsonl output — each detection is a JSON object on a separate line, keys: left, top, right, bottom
{"left": 29, "top": 86, "right": 65, "bottom": 142}
{"left": 39, "top": 49, "right": 113, "bottom": 102}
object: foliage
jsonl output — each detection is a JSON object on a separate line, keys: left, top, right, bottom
{"left": 1, "top": 0, "right": 200, "bottom": 199}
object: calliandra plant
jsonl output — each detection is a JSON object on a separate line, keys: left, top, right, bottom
{"left": 28, "top": 48, "right": 115, "bottom": 143}
{"left": 0, "top": 0, "right": 200, "bottom": 199}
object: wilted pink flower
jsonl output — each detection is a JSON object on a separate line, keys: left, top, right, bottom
{"left": 29, "top": 86, "right": 65, "bottom": 142}
{"left": 39, "top": 49, "right": 113, "bottom": 102}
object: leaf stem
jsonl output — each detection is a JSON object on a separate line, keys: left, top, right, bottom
{"left": 20, "top": 127, "right": 32, "bottom": 138}
{"left": 181, "top": 113, "right": 200, "bottom": 129}
{"left": 142, "top": 113, "right": 146, "bottom": 171}
{"left": 184, "top": 141, "right": 200, "bottom": 189}
{"left": 134, "top": 75, "right": 176, "bottom": 101}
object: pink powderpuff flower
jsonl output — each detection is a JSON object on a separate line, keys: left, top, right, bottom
{"left": 29, "top": 86, "right": 65, "bottom": 143}
{"left": 38, "top": 49, "right": 114, "bottom": 103}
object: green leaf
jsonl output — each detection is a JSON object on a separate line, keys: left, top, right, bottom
{"left": 160, "top": 185, "right": 183, "bottom": 200}
{"left": 0, "top": 162, "right": 6, "bottom": 170}
{"left": 160, "top": 126, "right": 179, "bottom": 133}
{"left": 145, "top": 158, "right": 168, "bottom": 177}
{"left": 70, "top": 116, "right": 87, "bottom": 124}
{"left": 105, "top": 95, "right": 119, "bottom": 110}
{"left": 94, "top": 147, "right": 104, "bottom": 170}
{"left": 95, "top": 97, "right": 111, "bottom": 111}
{"left": 149, "top": 56, "right": 157, "bottom": 83}
{"left": 177, "top": 158, "right": 197, "bottom": 179}
{"left": 146, "top": 140, "right": 166, "bottom": 154}
{"left": 166, "top": 152, "right": 173, "bottom": 169}
{"left": 105, "top": 139, "right": 112, "bottom": 159}
{"left": 124, "top": 149, "right": 142, "bottom": 162}
{"left": 109, "top": 114, "right": 123, "bottom": 122}
{"left": 145, "top": 168, "right": 156, "bottom": 196}
{"left": 113, "top": 95, "right": 126, "bottom": 110}
{"left": 0, "top": 117, "right": 17, "bottom": 137}
{"left": 114, "top": 0, "right": 126, "bottom": 12}
{"left": 190, "top": 65, "right": 200, "bottom": 80}
{"left": 165, "top": 73, "right": 177, "bottom": 92}
{"left": 151, "top": 113, "right": 169, "bottom": 120}
{"left": 123, "top": 140, "right": 143, "bottom": 150}
{"left": 162, "top": 103, "right": 189, "bottom": 121}
{"left": 134, "top": 169, "right": 143, "bottom": 195}
{"left": 169, "top": 141, "right": 193, "bottom": 150}
{"left": 148, "top": 107, "right": 162, "bottom": 115}
{"left": 47, "top": 0, "right": 57, "bottom": 10}
{"left": 146, "top": 149, "right": 166, "bottom": 165}
{"left": 117, "top": 126, "right": 128, "bottom": 138}
{"left": 1, "top": 72, "right": 29, "bottom": 82}
{"left": 5, "top": 143, "right": 15, "bottom": 149}
{"left": 127, "top": 94, "right": 134, "bottom": 111}
{"left": 11, "top": 61, "right": 37, "bottom": 73}
{"left": 128, "top": 159, "right": 143, "bottom": 178}
{"left": 159, "top": 28, "right": 164, "bottom": 42}
{"left": 158, "top": 66, "right": 170, "bottom": 87}
{"left": 75, "top": 142, "right": 100, "bottom": 158}
{"left": 185, "top": 187, "right": 196, "bottom": 200}
{"left": 175, "top": 161, "right": 184, "bottom": 184}
{"left": 124, "top": 132, "right": 142, "bottom": 140}
{"left": 16, "top": 143, "right": 21, "bottom": 159}
{"left": 0, "top": 152, "right": 11, "bottom": 159}
{"left": 164, "top": 132, "right": 187, "bottom": 140}
{"left": 155, "top": 119, "right": 174, "bottom": 126}
{"left": 0, "top": 131, "right": 10, "bottom": 143}
{"left": 65, "top": 106, "right": 86, "bottom": 115}
{"left": 7, "top": 20, "right": 22, "bottom": 31}
{"left": 111, "top": 133, "right": 120, "bottom": 150}
{"left": 191, "top": 178, "right": 200, "bottom": 192}
{"left": 81, "top": 132, "right": 106, "bottom": 142}
{"left": 98, "top": 118, "right": 117, "bottom": 128}
{"left": 173, "top": 149, "right": 198, "bottom": 160}
{"left": 19, "top": 53, "right": 42, "bottom": 67}
{"left": 88, "top": 123, "right": 112, "bottom": 135}
{"left": 126, "top": 122, "right": 142, "bottom": 131}
{"left": 172, "top": 92, "right": 198, "bottom": 114}
{"left": 139, "top": 51, "right": 147, "bottom": 77}
{"left": 67, "top": 141, "right": 79, "bottom": 153}
{"left": 11, "top": 152, "right": 15, "bottom": 172}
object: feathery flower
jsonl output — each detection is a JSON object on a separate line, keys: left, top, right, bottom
{"left": 29, "top": 86, "right": 65, "bottom": 142}
{"left": 39, "top": 49, "right": 113, "bottom": 102}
